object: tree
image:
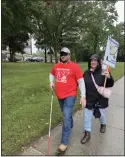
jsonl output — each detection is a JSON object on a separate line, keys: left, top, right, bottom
{"left": 79, "top": 1, "right": 118, "bottom": 55}
{"left": 1, "top": 0, "right": 34, "bottom": 61}
{"left": 3, "top": 0, "right": 120, "bottom": 62}
{"left": 111, "top": 22, "right": 124, "bottom": 61}
{"left": 31, "top": 0, "right": 91, "bottom": 62}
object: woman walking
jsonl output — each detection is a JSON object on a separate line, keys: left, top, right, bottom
{"left": 81, "top": 54, "right": 114, "bottom": 144}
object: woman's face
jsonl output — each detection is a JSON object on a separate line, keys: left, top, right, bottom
{"left": 90, "top": 59, "right": 98, "bottom": 69}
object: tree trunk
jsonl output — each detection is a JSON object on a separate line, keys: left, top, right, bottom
{"left": 9, "top": 48, "right": 15, "bottom": 62}
{"left": 54, "top": 43, "right": 59, "bottom": 63}
{"left": 22, "top": 54, "right": 24, "bottom": 61}
{"left": 30, "top": 35, "right": 32, "bottom": 55}
{"left": 50, "top": 54, "right": 52, "bottom": 63}
{"left": 44, "top": 46, "right": 47, "bottom": 63}
{"left": 93, "top": 34, "right": 98, "bottom": 54}
{"left": 50, "top": 47, "right": 53, "bottom": 63}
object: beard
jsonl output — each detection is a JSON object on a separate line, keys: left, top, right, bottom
{"left": 61, "top": 60, "right": 68, "bottom": 63}
{"left": 60, "top": 56, "right": 70, "bottom": 63}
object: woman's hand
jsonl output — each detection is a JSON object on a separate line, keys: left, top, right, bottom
{"left": 104, "top": 71, "right": 110, "bottom": 78}
{"left": 80, "top": 97, "right": 86, "bottom": 108}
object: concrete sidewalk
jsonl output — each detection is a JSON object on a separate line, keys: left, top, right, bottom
{"left": 21, "top": 76, "right": 124, "bottom": 156}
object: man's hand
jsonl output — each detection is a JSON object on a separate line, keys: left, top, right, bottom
{"left": 80, "top": 97, "right": 86, "bottom": 108}
{"left": 50, "top": 82, "right": 54, "bottom": 91}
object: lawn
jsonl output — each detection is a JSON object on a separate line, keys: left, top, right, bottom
{"left": 1, "top": 62, "right": 124, "bottom": 155}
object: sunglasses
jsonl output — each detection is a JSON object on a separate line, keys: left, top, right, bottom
{"left": 60, "top": 51, "right": 69, "bottom": 56}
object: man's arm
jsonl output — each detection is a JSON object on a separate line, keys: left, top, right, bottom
{"left": 49, "top": 73, "right": 55, "bottom": 90}
{"left": 49, "top": 73, "right": 55, "bottom": 83}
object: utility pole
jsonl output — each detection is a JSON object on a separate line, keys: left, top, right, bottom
{"left": 30, "top": 35, "right": 32, "bottom": 55}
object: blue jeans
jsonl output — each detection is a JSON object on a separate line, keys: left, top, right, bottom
{"left": 58, "top": 96, "right": 76, "bottom": 145}
{"left": 83, "top": 108, "right": 106, "bottom": 132}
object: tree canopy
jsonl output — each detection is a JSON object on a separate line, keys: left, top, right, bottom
{"left": 1, "top": 0, "right": 124, "bottom": 62}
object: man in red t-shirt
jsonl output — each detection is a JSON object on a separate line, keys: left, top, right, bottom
{"left": 49, "top": 47, "right": 86, "bottom": 154}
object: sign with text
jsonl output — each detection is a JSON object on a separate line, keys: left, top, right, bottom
{"left": 103, "top": 36, "right": 119, "bottom": 68}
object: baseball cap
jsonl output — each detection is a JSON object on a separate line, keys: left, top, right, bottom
{"left": 90, "top": 54, "right": 100, "bottom": 60}
{"left": 60, "top": 47, "right": 70, "bottom": 54}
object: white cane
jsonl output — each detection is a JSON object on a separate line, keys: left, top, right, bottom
{"left": 48, "top": 88, "right": 54, "bottom": 155}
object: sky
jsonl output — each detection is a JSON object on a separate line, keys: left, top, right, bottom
{"left": 32, "top": 1, "right": 124, "bottom": 53}
{"left": 115, "top": 1, "right": 124, "bottom": 23}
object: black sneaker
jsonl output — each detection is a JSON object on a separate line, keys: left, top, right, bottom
{"left": 100, "top": 124, "right": 106, "bottom": 133}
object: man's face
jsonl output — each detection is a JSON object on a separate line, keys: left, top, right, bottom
{"left": 60, "top": 51, "right": 70, "bottom": 63}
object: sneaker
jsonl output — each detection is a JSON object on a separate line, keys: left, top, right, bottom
{"left": 55, "top": 144, "right": 68, "bottom": 156}
{"left": 100, "top": 124, "right": 106, "bottom": 133}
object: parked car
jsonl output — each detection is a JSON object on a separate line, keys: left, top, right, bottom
{"left": 26, "top": 57, "right": 44, "bottom": 62}
{"left": 26, "top": 58, "right": 32, "bottom": 62}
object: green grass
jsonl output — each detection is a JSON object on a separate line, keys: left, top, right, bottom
{"left": 1, "top": 62, "right": 124, "bottom": 155}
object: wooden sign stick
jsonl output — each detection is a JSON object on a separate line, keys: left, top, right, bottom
{"left": 104, "top": 66, "right": 109, "bottom": 87}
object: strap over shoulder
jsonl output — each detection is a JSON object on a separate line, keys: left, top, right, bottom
{"left": 91, "top": 73, "right": 99, "bottom": 89}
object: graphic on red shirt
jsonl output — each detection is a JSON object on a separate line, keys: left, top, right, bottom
{"left": 56, "top": 68, "right": 70, "bottom": 83}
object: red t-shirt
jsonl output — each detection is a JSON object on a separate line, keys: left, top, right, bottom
{"left": 50, "top": 61, "right": 83, "bottom": 99}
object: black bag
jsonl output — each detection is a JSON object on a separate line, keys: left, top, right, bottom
{"left": 93, "top": 102, "right": 101, "bottom": 118}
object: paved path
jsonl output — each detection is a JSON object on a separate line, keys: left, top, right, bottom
{"left": 21, "top": 76, "right": 124, "bottom": 156}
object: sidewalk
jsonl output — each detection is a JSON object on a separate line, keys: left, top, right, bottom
{"left": 21, "top": 76, "right": 124, "bottom": 156}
